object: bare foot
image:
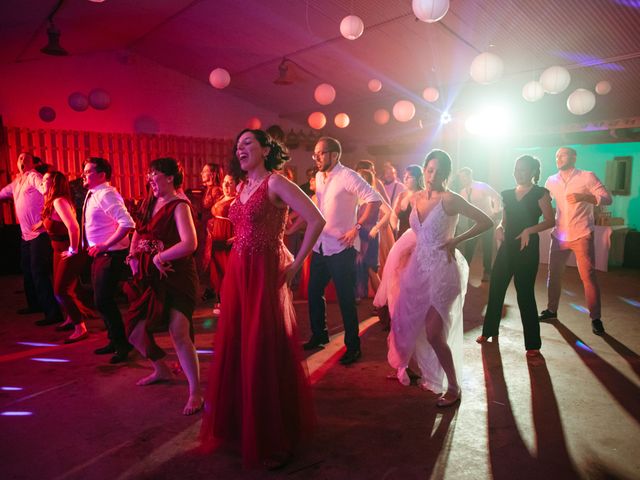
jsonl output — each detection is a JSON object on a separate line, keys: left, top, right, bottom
{"left": 183, "top": 394, "right": 204, "bottom": 415}
{"left": 136, "top": 369, "right": 173, "bottom": 386}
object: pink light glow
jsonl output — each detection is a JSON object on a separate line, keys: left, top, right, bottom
{"left": 31, "top": 358, "right": 70, "bottom": 363}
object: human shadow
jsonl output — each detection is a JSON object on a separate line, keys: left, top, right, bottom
{"left": 549, "top": 319, "right": 640, "bottom": 423}
{"left": 601, "top": 333, "right": 640, "bottom": 378}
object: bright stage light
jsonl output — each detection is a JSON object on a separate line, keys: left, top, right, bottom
{"left": 464, "top": 105, "right": 511, "bottom": 137}
{"left": 440, "top": 112, "right": 452, "bottom": 124}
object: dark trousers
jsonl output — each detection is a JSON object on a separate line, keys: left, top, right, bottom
{"left": 463, "top": 226, "right": 494, "bottom": 274}
{"left": 308, "top": 247, "right": 360, "bottom": 352}
{"left": 91, "top": 250, "right": 128, "bottom": 349}
{"left": 482, "top": 237, "right": 541, "bottom": 350}
{"left": 20, "top": 233, "right": 61, "bottom": 321}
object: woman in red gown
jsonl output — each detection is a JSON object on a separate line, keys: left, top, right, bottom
{"left": 200, "top": 129, "right": 325, "bottom": 469}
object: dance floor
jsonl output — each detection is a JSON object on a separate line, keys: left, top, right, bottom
{"left": 1, "top": 262, "right": 639, "bottom": 480}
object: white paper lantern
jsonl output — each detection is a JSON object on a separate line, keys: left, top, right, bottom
{"left": 470, "top": 52, "right": 504, "bottom": 85}
{"left": 595, "top": 80, "right": 612, "bottom": 95}
{"left": 89, "top": 88, "right": 111, "bottom": 110}
{"left": 412, "top": 0, "right": 450, "bottom": 23}
{"left": 209, "top": 68, "right": 231, "bottom": 89}
{"left": 373, "top": 109, "right": 390, "bottom": 125}
{"left": 340, "top": 15, "right": 364, "bottom": 40}
{"left": 567, "top": 88, "right": 596, "bottom": 115}
{"left": 334, "top": 113, "right": 350, "bottom": 128}
{"left": 422, "top": 87, "right": 440, "bottom": 102}
{"left": 246, "top": 117, "right": 262, "bottom": 129}
{"left": 68, "top": 92, "right": 89, "bottom": 111}
{"left": 308, "top": 112, "right": 327, "bottom": 130}
{"left": 314, "top": 83, "right": 336, "bottom": 105}
{"left": 392, "top": 100, "right": 416, "bottom": 122}
{"left": 539, "top": 66, "right": 571, "bottom": 94}
{"left": 522, "top": 81, "right": 545, "bottom": 102}
{"left": 368, "top": 79, "right": 382, "bottom": 92}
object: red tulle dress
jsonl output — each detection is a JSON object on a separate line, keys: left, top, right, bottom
{"left": 199, "top": 175, "right": 315, "bottom": 467}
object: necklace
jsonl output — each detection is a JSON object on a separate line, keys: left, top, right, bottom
{"left": 244, "top": 174, "right": 268, "bottom": 194}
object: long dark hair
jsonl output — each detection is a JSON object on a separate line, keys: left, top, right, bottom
{"left": 405, "top": 164, "right": 425, "bottom": 191}
{"left": 229, "top": 129, "right": 290, "bottom": 182}
{"left": 42, "top": 171, "right": 74, "bottom": 219}
{"left": 424, "top": 149, "right": 452, "bottom": 190}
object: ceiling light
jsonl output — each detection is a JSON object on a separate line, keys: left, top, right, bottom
{"left": 41, "top": 21, "right": 68, "bottom": 56}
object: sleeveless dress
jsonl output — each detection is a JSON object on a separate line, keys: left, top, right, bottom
{"left": 124, "top": 199, "right": 198, "bottom": 360}
{"left": 396, "top": 203, "right": 412, "bottom": 237}
{"left": 386, "top": 200, "right": 468, "bottom": 393}
{"left": 203, "top": 196, "right": 234, "bottom": 297}
{"left": 200, "top": 175, "right": 315, "bottom": 467}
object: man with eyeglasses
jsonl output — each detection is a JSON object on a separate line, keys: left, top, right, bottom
{"left": 304, "top": 137, "right": 382, "bottom": 365}
{"left": 82, "top": 157, "right": 135, "bottom": 364}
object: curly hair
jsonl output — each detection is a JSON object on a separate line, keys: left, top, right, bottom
{"left": 228, "top": 129, "right": 290, "bottom": 182}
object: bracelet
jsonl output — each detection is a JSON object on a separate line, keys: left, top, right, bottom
{"left": 67, "top": 246, "right": 77, "bottom": 255}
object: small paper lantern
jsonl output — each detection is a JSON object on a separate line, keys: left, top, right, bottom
{"left": 412, "top": 0, "right": 450, "bottom": 23}
{"left": 422, "top": 87, "right": 439, "bottom": 102}
{"left": 68, "top": 92, "right": 89, "bottom": 111}
{"left": 470, "top": 52, "right": 504, "bottom": 85}
{"left": 334, "top": 113, "right": 350, "bottom": 128}
{"left": 314, "top": 83, "right": 336, "bottom": 105}
{"left": 308, "top": 111, "right": 327, "bottom": 130}
{"left": 373, "top": 109, "right": 390, "bottom": 125}
{"left": 246, "top": 117, "right": 262, "bottom": 129}
{"left": 539, "top": 66, "right": 571, "bottom": 94}
{"left": 392, "top": 100, "right": 416, "bottom": 122}
{"left": 368, "top": 79, "right": 382, "bottom": 92}
{"left": 595, "top": 80, "right": 612, "bottom": 95}
{"left": 88, "top": 88, "right": 111, "bottom": 110}
{"left": 522, "top": 81, "right": 545, "bottom": 102}
{"left": 340, "top": 15, "right": 364, "bottom": 40}
{"left": 209, "top": 68, "right": 231, "bottom": 89}
{"left": 38, "top": 106, "right": 56, "bottom": 122}
{"left": 567, "top": 88, "right": 596, "bottom": 115}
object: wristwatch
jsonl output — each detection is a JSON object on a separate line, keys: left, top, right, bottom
{"left": 355, "top": 223, "right": 362, "bottom": 230}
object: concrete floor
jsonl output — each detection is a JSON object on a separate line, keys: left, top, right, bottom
{"left": 1, "top": 263, "right": 639, "bottom": 480}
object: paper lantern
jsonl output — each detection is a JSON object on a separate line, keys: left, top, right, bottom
{"left": 308, "top": 112, "right": 327, "bottom": 130}
{"left": 522, "top": 81, "right": 545, "bottom": 102}
{"left": 392, "top": 100, "right": 416, "bottom": 122}
{"left": 422, "top": 87, "right": 439, "bottom": 102}
{"left": 88, "top": 89, "right": 111, "bottom": 110}
{"left": 340, "top": 15, "right": 364, "bottom": 40}
{"left": 470, "top": 52, "right": 504, "bottom": 85}
{"left": 68, "top": 92, "right": 89, "bottom": 111}
{"left": 595, "top": 80, "right": 612, "bottom": 95}
{"left": 412, "top": 0, "right": 450, "bottom": 23}
{"left": 246, "top": 117, "right": 262, "bottom": 129}
{"left": 38, "top": 106, "right": 56, "bottom": 122}
{"left": 567, "top": 88, "right": 596, "bottom": 115}
{"left": 334, "top": 113, "right": 350, "bottom": 128}
{"left": 373, "top": 109, "right": 390, "bottom": 125}
{"left": 314, "top": 83, "right": 336, "bottom": 105}
{"left": 539, "top": 66, "right": 571, "bottom": 94}
{"left": 209, "top": 68, "right": 231, "bottom": 89}
{"left": 368, "top": 79, "right": 382, "bottom": 92}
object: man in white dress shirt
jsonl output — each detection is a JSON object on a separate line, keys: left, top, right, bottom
{"left": 304, "top": 137, "right": 382, "bottom": 365}
{"left": 381, "top": 161, "right": 406, "bottom": 209}
{"left": 457, "top": 167, "right": 502, "bottom": 281}
{"left": 82, "top": 157, "right": 136, "bottom": 363}
{"left": 540, "top": 147, "right": 612, "bottom": 335}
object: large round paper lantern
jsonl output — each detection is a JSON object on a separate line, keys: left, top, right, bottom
{"left": 373, "top": 109, "right": 390, "bottom": 125}
{"left": 422, "top": 87, "right": 440, "bottom": 102}
{"left": 539, "top": 66, "right": 571, "bottom": 94}
{"left": 595, "top": 80, "right": 612, "bottom": 95}
{"left": 392, "top": 100, "right": 416, "bottom": 122}
{"left": 567, "top": 88, "right": 596, "bottom": 115}
{"left": 412, "top": 0, "right": 450, "bottom": 23}
{"left": 470, "top": 52, "right": 504, "bottom": 85}
{"left": 334, "top": 113, "right": 350, "bottom": 128}
{"left": 209, "top": 68, "right": 231, "bottom": 89}
{"left": 368, "top": 79, "right": 382, "bottom": 92}
{"left": 68, "top": 92, "right": 89, "bottom": 111}
{"left": 308, "top": 111, "right": 327, "bottom": 130}
{"left": 88, "top": 88, "right": 111, "bottom": 110}
{"left": 246, "top": 117, "right": 262, "bottom": 129}
{"left": 314, "top": 83, "right": 336, "bottom": 105}
{"left": 39, "top": 106, "right": 56, "bottom": 122}
{"left": 522, "top": 80, "right": 545, "bottom": 102}
{"left": 340, "top": 15, "right": 364, "bottom": 40}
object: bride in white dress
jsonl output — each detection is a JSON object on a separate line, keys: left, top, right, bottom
{"left": 375, "top": 149, "right": 493, "bottom": 406}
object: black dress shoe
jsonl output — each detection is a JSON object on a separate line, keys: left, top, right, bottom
{"left": 109, "top": 351, "right": 129, "bottom": 364}
{"left": 94, "top": 344, "right": 116, "bottom": 355}
{"left": 592, "top": 319, "right": 605, "bottom": 335}
{"left": 303, "top": 335, "right": 330, "bottom": 351}
{"left": 538, "top": 309, "right": 557, "bottom": 321}
{"left": 17, "top": 307, "right": 41, "bottom": 315}
{"left": 339, "top": 349, "right": 361, "bottom": 366}
{"left": 35, "top": 316, "right": 63, "bottom": 326}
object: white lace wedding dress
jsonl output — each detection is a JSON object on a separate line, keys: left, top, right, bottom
{"left": 376, "top": 199, "right": 468, "bottom": 394}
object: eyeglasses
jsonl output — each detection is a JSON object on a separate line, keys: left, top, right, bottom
{"left": 312, "top": 150, "right": 332, "bottom": 161}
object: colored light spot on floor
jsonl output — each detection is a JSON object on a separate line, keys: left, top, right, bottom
{"left": 575, "top": 340, "right": 593, "bottom": 353}
{"left": 619, "top": 296, "right": 640, "bottom": 308}
{"left": 569, "top": 303, "right": 589, "bottom": 314}
{"left": 1, "top": 386, "right": 23, "bottom": 391}
{"left": 31, "top": 358, "right": 70, "bottom": 363}
{"left": 1, "top": 411, "right": 33, "bottom": 416}
{"left": 17, "top": 342, "right": 58, "bottom": 347}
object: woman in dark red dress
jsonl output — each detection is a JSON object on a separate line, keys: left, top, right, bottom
{"left": 125, "top": 157, "right": 202, "bottom": 416}
{"left": 199, "top": 129, "right": 325, "bottom": 469}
